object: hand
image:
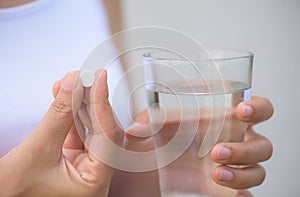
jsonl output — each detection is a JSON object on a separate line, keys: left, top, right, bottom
{"left": 110, "top": 96, "right": 274, "bottom": 197}
{"left": 211, "top": 96, "right": 274, "bottom": 196}
{"left": 0, "top": 70, "right": 123, "bottom": 196}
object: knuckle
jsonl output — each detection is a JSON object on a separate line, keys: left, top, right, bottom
{"left": 231, "top": 165, "right": 266, "bottom": 190}
{"left": 234, "top": 143, "right": 251, "bottom": 164}
{"left": 237, "top": 180, "right": 250, "bottom": 190}
{"left": 243, "top": 143, "right": 252, "bottom": 159}
{"left": 227, "top": 170, "right": 248, "bottom": 189}
{"left": 51, "top": 96, "right": 72, "bottom": 118}
{"left": 110, "top": 126, "right": 124, "bottom": 145}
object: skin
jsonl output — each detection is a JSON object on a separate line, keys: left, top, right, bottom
{"left": 0, "top": 71, "right": 123, "bottom": 196}
{"left": 211, "top": 97, "right": 273, "bottom": 197}
{"left": 59, "top": 72, "right": 273, "bottom": 197}
{"left": 0, "top": 71, "right": 273, "bottom": 196}
{"left": 109, "top": 96, "right": 273, "bottom": 197}
{"left": 0, "top": 3, "right": 273, "bottom": 196}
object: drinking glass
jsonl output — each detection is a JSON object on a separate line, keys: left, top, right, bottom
{"left": 143, "top": 49, "right": 253, "bottom": 197}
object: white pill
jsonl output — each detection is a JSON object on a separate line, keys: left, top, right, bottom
{"left": 80, "top": 70, "right": 95, "bottom": 87}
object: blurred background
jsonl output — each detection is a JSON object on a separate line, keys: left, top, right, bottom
{"left": 106, "top": 0, "right": 300, "bottom": 196}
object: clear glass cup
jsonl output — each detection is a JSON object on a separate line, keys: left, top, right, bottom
{"left": 143, "top": 49, "right": 253, "bottom": 197}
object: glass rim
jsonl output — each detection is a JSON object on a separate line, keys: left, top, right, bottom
{"left": 143, "top": 49, "right": 254, "bottom": 62}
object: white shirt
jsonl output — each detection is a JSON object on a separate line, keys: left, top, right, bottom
{"left": 0, "top": 0, "right": 128, "bottom": 156}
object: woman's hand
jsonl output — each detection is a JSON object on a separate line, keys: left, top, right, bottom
{"left": 0, "top": 70, "right": 123, "bottom": 196}
{"left": 211, "top": 96, "right": 274, "bottom": 196}
{"left": 110, "top": 96, "right": 274, "bottom": 197}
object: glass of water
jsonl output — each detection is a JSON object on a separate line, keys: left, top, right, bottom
{"left": 143, "top": 49, "right": 253, "bottom": 197}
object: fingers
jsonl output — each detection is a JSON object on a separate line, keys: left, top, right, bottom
{"left": 210, "top": 96, "right": 274, "bottom": 190}
{"left": 84, "top": 70, "right": 123, "bottom": 163}
{"left": 32, "top": 72, "right": 76, "bottom": 149}
{"left": 63, "top": 122, "right": 84, "bottom": 149}
{"left": 212, "top": 164, "right": 266, "bottom": 190}
{"left": 236, "top": 96, "right": 274, "bottom": 125}
{"left": 211, "top": 129, "right": 272, "bottom": 189}
{"left": 71, "top": 70, "right": 124, "bottom": 191}
{"left": 89, "top": 70, "right": 123, "bottom": 144}
{"left": 211, "top": 129, "right": 273, "bottom": 165}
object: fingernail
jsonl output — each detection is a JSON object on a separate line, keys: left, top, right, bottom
{"left": 62, "top": 72, "right": 75, "bottom": 91}
{"left": 217, "top": 146, "right": 231, "bottom": 160}
{"left": 219, "top": 169, "right": 234, "bottom": 181}
{"left": 243, "top": 104, "right": 254, "bottom": 118}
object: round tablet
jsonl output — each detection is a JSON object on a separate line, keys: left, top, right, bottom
{"left": 80, "top": 70, "right": 95, "bottom": 87}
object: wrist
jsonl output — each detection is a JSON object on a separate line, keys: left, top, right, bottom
{"left": 0, "top": 148, "right": 29, "bottom": 196}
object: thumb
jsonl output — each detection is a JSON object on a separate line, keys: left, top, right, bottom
{"left": 32, "top": 72, "right": 76, "bottom": 150}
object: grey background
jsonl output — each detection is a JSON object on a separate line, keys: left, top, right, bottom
{"left": 119, "top": 0, "right": 300, "bottom": 196}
